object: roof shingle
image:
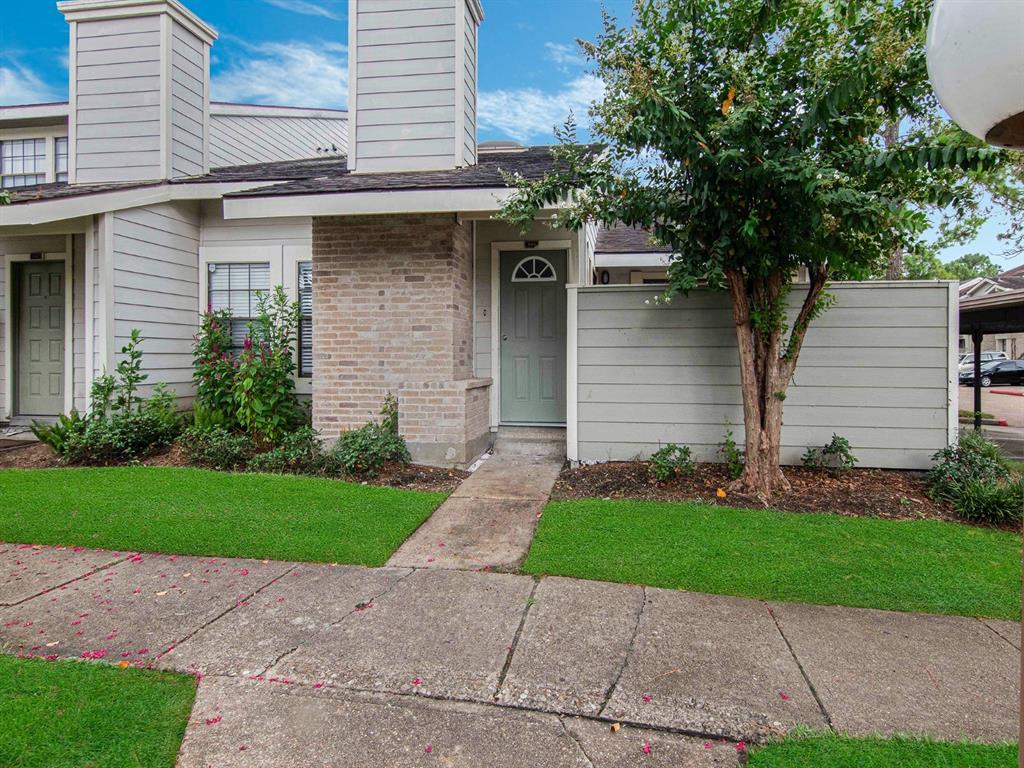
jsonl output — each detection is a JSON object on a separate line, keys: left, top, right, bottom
{"left": 595, "top": 223, "right": 673, "bottom": 254}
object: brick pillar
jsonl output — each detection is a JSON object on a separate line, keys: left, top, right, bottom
{"left": 312, "top": 214, "right": 492, "bottom": 467}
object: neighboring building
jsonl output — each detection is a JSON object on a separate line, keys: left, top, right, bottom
{"left": 0, "top": 0, "right": 958, "bottom": 470}
{"left": 593, "top": 223, "right": 672, "bottom": 285}
{"left": 958, "top": 265, "right": 1024, "bottom": 357}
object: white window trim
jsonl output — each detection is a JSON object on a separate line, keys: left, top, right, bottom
{"left": 2, "top": 237, "right": 75, "bottom": 420}
{"left": 0, "top": 126, "right": 68, "bottom": 187}
{"left": 199, "top": 244, "right": 312, "bottom": 396}
{"left": 629, "top": 270, "right": 669, "bottom": 284}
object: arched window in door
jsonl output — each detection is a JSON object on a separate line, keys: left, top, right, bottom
{"left": 511, "top": 256, "right": 557, "bottom": 282}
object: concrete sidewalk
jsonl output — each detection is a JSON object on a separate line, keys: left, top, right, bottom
{"left": 0, "top": 543, "right": 1019, "bottom": 767}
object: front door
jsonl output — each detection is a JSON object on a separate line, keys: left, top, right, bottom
{"left": 15, "top": 261, "right": 65, "bottom": 416}
{"left": 499, "top": 250, "right": 567, "bottom": 423}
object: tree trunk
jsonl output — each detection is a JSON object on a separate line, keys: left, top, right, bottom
{"left": 882, "top": 122, "right": 904, "bottom": 280}
{"left": 724, "top": 266, "right": 829, "bottom": 499}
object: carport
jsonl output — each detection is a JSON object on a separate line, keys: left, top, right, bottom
{"left": 959, "top": 288, "right": 1024, "bottom": 429}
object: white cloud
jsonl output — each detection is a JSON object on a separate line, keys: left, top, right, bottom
{"left": 262, "top": 0, "right": 342, "bottom": 20}
{"left": 0, "top": 63, "right": 58, "bottom": 105}
{"left": 212, "top": 41, "right": 347, "bottom": 109}
{"left": 544, "top": 42, "right": 585, "bottom": 72}
{"left": 478, "top": 75, "right": 604, "bottom": 143}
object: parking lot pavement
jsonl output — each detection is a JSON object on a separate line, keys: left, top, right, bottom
{"left": 958, "top": 386, "right": 1024, "bottom": 427}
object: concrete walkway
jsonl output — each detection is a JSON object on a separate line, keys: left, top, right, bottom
{"left": 387, "top": 454, "right": 563, "bottom": 571}
{"left": 0, "top": 543, "right": 1018, "bottom": 767}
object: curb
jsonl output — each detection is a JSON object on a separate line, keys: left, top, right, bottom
{"left": 990, "top": 390, "right": 1024, "bottom": 397}
{"left": 958, "top": 418, "right": 1009, "bottom": 427}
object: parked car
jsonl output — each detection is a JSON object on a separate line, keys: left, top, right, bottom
{"left": 960, "top": 359, "right": 1024, "bottom": 387}
{"left": 959, "top": 351, "right": 1008, "bottom": 373}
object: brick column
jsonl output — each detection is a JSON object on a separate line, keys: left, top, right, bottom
{"left": 312, "top": 214, "right": 492, "bottom": 466}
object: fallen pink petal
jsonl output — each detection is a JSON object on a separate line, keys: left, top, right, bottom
{"left": 642, "top": 741, "right": 652, "bottom": 754}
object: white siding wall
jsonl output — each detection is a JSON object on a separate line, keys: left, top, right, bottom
{"left": 573, "top": 283, "right": 956, "bottom": 470}
{"left": 461, "top": 1, "right": 477, "bottom": 165}
{"left": 111, "top": 202, "right": 201, "bottom": 402}
{"left": 170, "top": 23, "right": 206, "bottom": 177}
{"left": 74, "top": 16, "right": 164, "bottom": 183}
{"left": 92, "top": 217, "right": 105, "bottom": 381}
{"left": 209, "top": 114, "right": 348, "bottom": 168}
{"left": 200, "top": 202, "right": 312, "bottom": 249}
{"left": 72, "top": 234, "right": 87, "bottom": 412}
{"left": 352, "top": 0, "right": 479, "bottom": 172}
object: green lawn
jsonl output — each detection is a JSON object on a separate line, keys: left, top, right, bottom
{"left": 524, "top": 500, "right": 1021, "bottom": 619}
{"left": 749, "top": 735, "right": 1017, "bottom": 767}
{"left": 0, "top": 467, "right": 446, "bottom": 565}
{"left": 0, "top": 655, "right": 195, "bottom": 768}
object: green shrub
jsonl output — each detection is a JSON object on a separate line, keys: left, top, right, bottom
{"left": 234, "top": 287, "right": 302, "bottom": 442}
{"left": 55, "top": 332, "right": 180, "bottom": 465}
{"left": 802, "top": 433, "right": 857, "bottom": 470}
{"left": 719, "top": 427, "right": 743, "bottom": 480}
{"left": 180, "top": 425, "right": 253, "bottom": 471}
{"left": 929, "top": 432, "right": 1018, "bottom": 524}
{"left": 945, "top": 477, "right": 1024, "bottom": 525}
{"left": 649, "top": 443, "right": 695, "bottom": 482}
{"left": 63, "top": 411, "right": 177, "bottom": 465}
{"left": 113, "top": 329, "right": 146, "bottom": 412}
{"left": 250, "top": 427, "right": 333, "bottom": 475}
{"left": 31, "top": 411, "right": 87, "bottom": 455}
{"left": 191, "top": 403, "right": 232, "bottom": 430}
{"left": 929, "top": 431, "right": 1009, "bottom": 501}
{"left": 192, "top": 309, "right": 237, "bottom": 427}
{"left": 331, "top": 422, "right": 411, "bottom": 478}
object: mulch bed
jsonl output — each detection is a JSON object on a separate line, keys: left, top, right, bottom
{"left": 0, "top": 442, "right": 59, "bottom": 469}
{"left": 554, "top": 461, "right": 958, "bottom": 522}
{"left": 0, "top": 440, "right": 467, "bottom": 493}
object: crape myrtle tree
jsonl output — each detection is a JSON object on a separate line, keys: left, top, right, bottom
{"left": 500, "top": 0, "right": 1001, "bottom": 498}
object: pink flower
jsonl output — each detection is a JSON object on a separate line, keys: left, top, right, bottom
{"left": 703, "top": 742, "right": 712, "bottom": 750}
{"left": 425, "top": 745, "right": 433, "bottom": 754}
{"left": 779, "top": 691, "right": 790, "bottom": 701}
{"left": 412, "top": 677, "right": 422, "bottom": 686}
{"left": 205, "top": 716, "right": 222, "bottom": 726}
{"left": 243, "top": 338, "right": 253, "bottom": 350}
{"left": 641, "top": 693, "right": 652, "bottom": 703}
{"left": 80, "top": 649, "right": 108, "bottom": 659}
{"left": 642, "top": 741, "right": 652, "bottom": 754}
{"left": 313, "top": 682, "right": 324, "bottom": 689}
{"left": 736, "top": 742, "right": 746, "bottom": 752}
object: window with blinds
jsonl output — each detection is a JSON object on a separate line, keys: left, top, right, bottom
{"left": 207, "top": 262, "right": 271, "bottom": 352}
{"left": 298, "top": 262, "right": 313, "bottom": 377}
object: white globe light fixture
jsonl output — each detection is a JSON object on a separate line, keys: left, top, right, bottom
{"left": 926, "top": 0, "right": 1024, "bottom": 149}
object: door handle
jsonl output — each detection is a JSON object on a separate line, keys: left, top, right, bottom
{"left": 502, "top": 335, "right": 509, "bottom": 341}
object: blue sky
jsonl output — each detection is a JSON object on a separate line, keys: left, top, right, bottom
{"left": 0, "top": 0, "right": 1017, "bottom": 269}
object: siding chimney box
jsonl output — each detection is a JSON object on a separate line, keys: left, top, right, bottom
{"left": 347, "top": 0, "right": 483, "bottom": 174}
{"left": 58, "top": 0, "right": 218, "bottom": 184}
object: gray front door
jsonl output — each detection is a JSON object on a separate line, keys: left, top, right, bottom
{"left": 16, "top": 261, "right": 65, "bottom": 416}
{"left": 499, "top": 250, "right": 567, "bottom": 423}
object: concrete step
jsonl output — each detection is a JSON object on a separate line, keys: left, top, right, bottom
{"left": 493, "top": 426, "right": 566, "bottom": 459}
